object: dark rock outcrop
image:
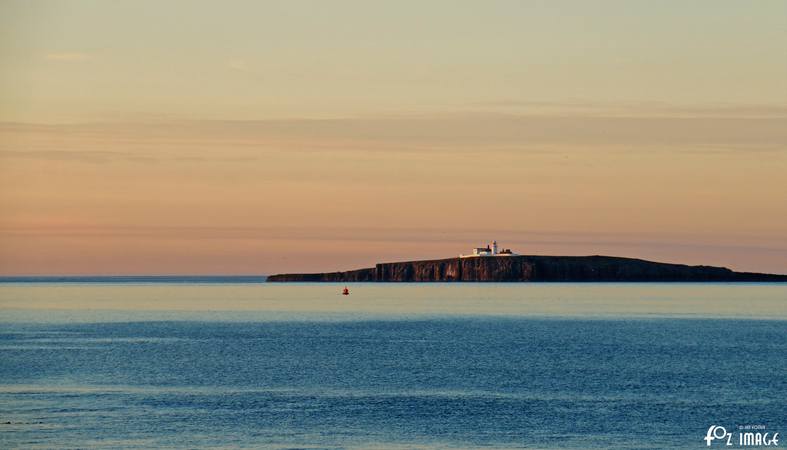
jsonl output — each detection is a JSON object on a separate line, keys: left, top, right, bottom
{"left": 266, "top": 267, "right": 375, "bottom": 282}
{"left": 266, "top": 255, "right": 787, "bottom": 282}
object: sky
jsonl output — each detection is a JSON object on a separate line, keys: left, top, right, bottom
{"left": 1, "top": 0, "right": 786, "bottom": 275}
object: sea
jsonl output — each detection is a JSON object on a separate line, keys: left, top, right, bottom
{"left": 0, "top": 279, "right": 785, "bottom": 449}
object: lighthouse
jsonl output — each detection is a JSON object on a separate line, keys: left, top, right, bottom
{"left": 460, "top": 241, "right": 518, "bottom": 258}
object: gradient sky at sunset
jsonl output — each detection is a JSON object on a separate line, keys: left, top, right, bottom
{"left": 1, "top": 1, "right": 786, "bottom": 274}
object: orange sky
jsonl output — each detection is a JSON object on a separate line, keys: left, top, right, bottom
{"left": 1, "top": 1, "right": 786, "bottom": 274}
{"left": 2, "top": 115, "right": 785, "bottom": 274}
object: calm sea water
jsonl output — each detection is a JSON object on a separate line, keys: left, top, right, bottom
{"left": 1, "top": 282, "right": 785, "bottom": 449}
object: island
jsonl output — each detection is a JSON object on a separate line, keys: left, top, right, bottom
{"left": 267, "top": 241, "right": 787, "bottom": 283}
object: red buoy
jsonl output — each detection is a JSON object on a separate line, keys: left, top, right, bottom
{"left": 342, "top": 286, "right": 349, "bottom": 295}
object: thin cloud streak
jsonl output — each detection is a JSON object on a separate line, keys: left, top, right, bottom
{"left": 0, "top": 150, "right": 258, "bottom": 164}
{"left": 227, "top": 58, "right": 249, "bottom": 71}
{"left": 473, "top": 100, "right": 787, "bottom": 118}
{"left": 2, "top": 224, "right": 784, "bottom": 252}
{"left": 3, "top": 113, "right": 786, "bottom": 154}
{"left": 44, "top": 52, "right": 91, "bottom": 62}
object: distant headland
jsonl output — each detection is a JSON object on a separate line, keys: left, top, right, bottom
{"left": 267, "top": 241, "right": 787, "bottom": 283}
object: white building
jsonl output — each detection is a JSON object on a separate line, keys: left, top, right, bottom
{"left": 460, "top": 241, "right": 518, "bottom": 258}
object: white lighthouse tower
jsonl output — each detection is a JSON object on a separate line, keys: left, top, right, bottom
{"left": 460, "top": 240, "right": 518, "bottom": 258}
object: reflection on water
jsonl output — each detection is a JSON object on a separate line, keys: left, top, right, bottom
{"left": 1, "top": 282, "right": 786, "bottom": 321}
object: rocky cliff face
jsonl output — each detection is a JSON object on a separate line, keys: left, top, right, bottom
{"left": 266, "top": 255, "right": 787, "bottom": 282}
